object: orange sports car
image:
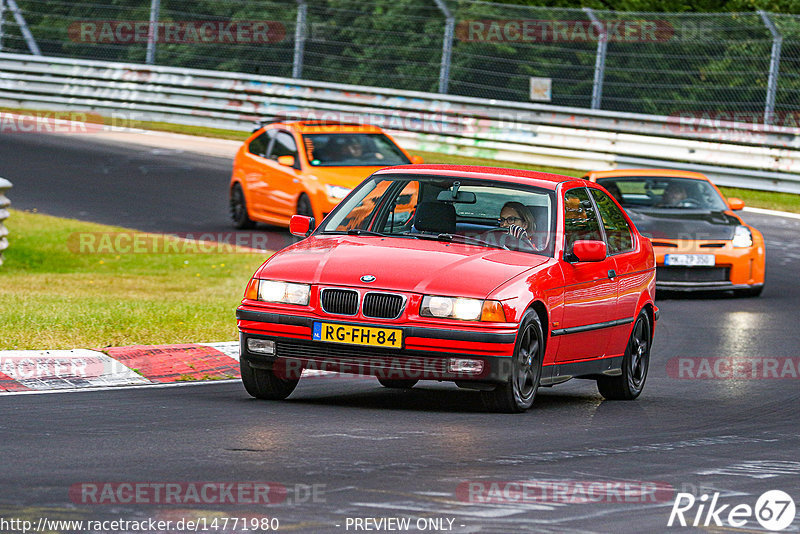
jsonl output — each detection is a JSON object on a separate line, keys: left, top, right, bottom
{"left": 583, "top": 169, "right": 765, "bottom": 296}
{"left": 229, "top": 120, "right": 421, "bottom": 228}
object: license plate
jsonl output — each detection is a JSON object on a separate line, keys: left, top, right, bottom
{"left": 664, "top": 254, "right": 715, "bottom": 267}
{"left": 313, "top": 322, "right": 402, "bottom": 349}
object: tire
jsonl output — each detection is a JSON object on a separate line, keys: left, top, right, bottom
{"left": 230, "top": 183, "right": 255, "bottom": 229}
{"left": 240, "top": 359, "right": 299, "bottom": 400}
{"left": 297, "top": 193, "right": 313, "bottom": 218}
{"left": 597, "top": 310, "right": 651, "bottom": 400}
{"left": 377, "top": 378, "right": 418, "bottom": 389}
{"left": 481, "top": 310, "right": 544, "bottom": 413}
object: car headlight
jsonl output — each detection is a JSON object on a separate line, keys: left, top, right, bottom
{"left": 324, "top": 185, "right": 352, "bottom": 200}
{"left": 420, "top": 296, "right": 506, "bottom": 322}
{"left": 732, "top": 226, "right": 753, "bottom": 248}
{"left": 250, "top": 280, "right": 310, "bottom": 305}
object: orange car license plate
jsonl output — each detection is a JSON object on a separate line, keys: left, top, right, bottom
{"left": 313, "top": 323, "right": 402, "bottom": 349}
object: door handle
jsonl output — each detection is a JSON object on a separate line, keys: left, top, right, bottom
{"left": 608, "top": 269, "right": 617, "bottom": 279}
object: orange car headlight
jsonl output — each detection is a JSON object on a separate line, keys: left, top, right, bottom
{"left": 732, "top": 226, "right": 753, "bottom": 248}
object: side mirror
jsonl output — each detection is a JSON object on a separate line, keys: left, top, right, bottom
{"left": 277, "top": 155, "right": 296, "bottom": 167}
{"left": 289, "top": 215, "right": 315, "bottom": 237}
{"left": 410, "top": 155, "right": 424, "bottom": 164}
{"left": 570, "top": 240, "right": 607, "bottom": 262}
{"left": 727, "top": 197, "right": 745, "bottom": 211}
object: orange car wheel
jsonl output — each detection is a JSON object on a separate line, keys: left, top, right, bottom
{"left": 297, "top": 193, "right": 314, "bottom": 219}
{"left": 230, "top": 183, "right": 255, "bottom": 230}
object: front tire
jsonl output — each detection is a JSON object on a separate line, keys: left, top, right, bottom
{"left": 597, "top": 309, "right": 651, "bottom": 400}
{"left": 230, "top": 183, "right": 255, "bottom": 229}
{"left": 240, "top": 359, "right": 299, "bottom": 400}
{"left": 481, "top": 310, "right": 544, "bottom": 413}
{"left": 297, "top": 193, "right": 313, "bottom": 218}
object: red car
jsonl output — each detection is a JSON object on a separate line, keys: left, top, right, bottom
{"left": 236, "top": 165, "right": 658, "bottom": 412}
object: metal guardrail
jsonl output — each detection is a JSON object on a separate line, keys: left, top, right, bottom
{"left": 0, "top": 177, "right": 11, "bottom": 266}
{"left": 0, "top": 52, "right": 799, "bottom": 193}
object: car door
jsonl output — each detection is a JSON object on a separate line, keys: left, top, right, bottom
{"left": 556, "top": 187, "right": 618, "bottom": 362}
{"left": 262, "top": 130, "right": 303, "bottom": 218}
{"left": 240, "top": 130, "right": 273, "bottom": 216}
{"left": 590, "top": 187, "right": 642, "bottom": 358}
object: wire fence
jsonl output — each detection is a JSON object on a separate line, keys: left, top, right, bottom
{"left": 1, "top": 0, "right": 798, "bottom": 121}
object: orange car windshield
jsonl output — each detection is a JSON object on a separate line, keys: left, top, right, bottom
{"left": 303, "top": 133, "right": 411, "bottom": 167}
{"left": 597, "top": 177, "right": 728, "bottom": 210}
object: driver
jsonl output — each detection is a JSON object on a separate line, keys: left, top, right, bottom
{"left": 499, "top": 201, "right": 535, "bottom": 241}
{"left": 659, "top": 183, "right": 689, "bottom": 207}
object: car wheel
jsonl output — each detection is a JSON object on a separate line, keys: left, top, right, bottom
{"left": 481, "top": 310, "right": 543, "bottom": 413}
{"left": 377, "top": 378, "right": 418, "bottom": 389}
{"left": 240, "top": 359, "right": 299, "bottom": 400}
{"left": 297, "top": 193, "right": 313, "bottom": 218}
{"left": 230, "top": 183, "right": 255, "bottom": 229}
{"left": 597, "top": 310, "right": 651, "bottom": 400}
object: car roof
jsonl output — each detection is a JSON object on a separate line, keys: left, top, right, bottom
{"left": 584, "top": 168, "right": 710, "bottom": 181}
{"left": 374, "top": 164, "right": 580, "bottom": 191}
{"left": 261, "top": 120, "right": 385, "bottom": 135}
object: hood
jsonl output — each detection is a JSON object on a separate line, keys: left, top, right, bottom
{"left": 626, "top": 208, "right": 740, "bottom": 241}
{"left": 257, "top": 235, "right": 548, "bottom": 297}
{"left": 307, "top": 166, "right": 388, "bottom": 188}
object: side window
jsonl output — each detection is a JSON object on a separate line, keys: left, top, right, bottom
{"left": 591, "top": 189, "right": 633, "bottom": 254}
{"left": 563, "top": 187, "right": 603, "bottom": 253}
{"left": 248, "top": 132, "right": 269, "bottom": 157}
{"left": 267, "top": 131, "right": 298, "bottom": 160}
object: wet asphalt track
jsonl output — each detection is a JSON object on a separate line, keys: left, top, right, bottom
{"left": 1, "top": 132, "right": 799, "bottom": 533}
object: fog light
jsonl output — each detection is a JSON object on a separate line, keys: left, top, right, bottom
{"left": 448, "top": 358, "right": 484, "bottom": 375}
{"left": 247, "top": 338, "right": 275, "bottom": 355}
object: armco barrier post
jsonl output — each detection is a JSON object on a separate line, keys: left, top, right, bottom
{"left": 0, "top": 178, "right": 11, "bottom": 266}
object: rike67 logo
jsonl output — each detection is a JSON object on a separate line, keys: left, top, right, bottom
{"left": 668, "top": 490, "right": 796, "bottom": 531}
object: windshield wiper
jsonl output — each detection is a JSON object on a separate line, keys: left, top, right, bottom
{"left": 318, "top": 229, "right": 386, "bottom": 236}
{"left": 346, "top": 229, "right": 386, "bottom": 236}
{"left": 398, "top": 232, "right": 507, "bottom": 250}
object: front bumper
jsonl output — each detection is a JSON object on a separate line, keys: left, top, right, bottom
{"left": 237, "top": 308, "right": 517, "bottom": 383}
{"left": 653, "top": 239, "right": 765, "bottom": 292}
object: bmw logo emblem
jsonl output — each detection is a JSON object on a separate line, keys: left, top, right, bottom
{"left": 360, "top": 275, "right": 376, "bottom": 283}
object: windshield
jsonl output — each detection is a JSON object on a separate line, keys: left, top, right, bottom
{"left": 597, "top": 176, "right": 728, "bottom": 210}
{"left": 317, "top": 175, "right": 556, "bottom": 256}
{"left": 303, "top": 133, "right": 411, "bottom": 167}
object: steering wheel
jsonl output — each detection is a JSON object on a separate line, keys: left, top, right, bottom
{"left": 482, "top": 228, "right": 537, "bottom": 252}
{"left": 678, "top": 198, "right": 701, "bottom": 208}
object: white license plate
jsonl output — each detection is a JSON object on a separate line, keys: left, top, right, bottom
{"left": 664, "top": 254, "right": 715, "bottom": 267}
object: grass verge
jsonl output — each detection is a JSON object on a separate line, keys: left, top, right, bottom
{"left": 0, "top": 210, "right": 266, "bottom": 350}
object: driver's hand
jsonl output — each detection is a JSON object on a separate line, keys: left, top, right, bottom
{"left": 507, "top": 224, "right": 529, "bottom": 240}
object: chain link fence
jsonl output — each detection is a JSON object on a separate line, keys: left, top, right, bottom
{"left": 0, "top": 0, "right": 798, "bottom": 120}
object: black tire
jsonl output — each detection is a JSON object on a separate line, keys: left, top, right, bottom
{"left": 240, "top": 359, "right": 299, "bottom": 400}
{"left": 297, "top": 193, "right": 313, "bottom": 218}
{"left": 230, "top": 183, "right": 255, "bottom": 229}
{"left": 597, "top": 310, "right": 651, "bottom": 400}
{"left": 481, "top": 310, "right": 544, "bottom": 413}
{"left": 377, "top": 378, "right": 418, "bottom": 389}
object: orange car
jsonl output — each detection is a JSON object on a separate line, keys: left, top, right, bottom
{"left": 229, "top": 120, "right": 421, "bottom": 228}
{"left": 584, "top": 169, "right": 765, "bottom": 296}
